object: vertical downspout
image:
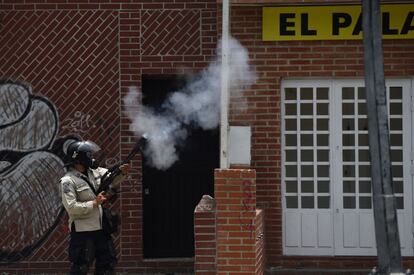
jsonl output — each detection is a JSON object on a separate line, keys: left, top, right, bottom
{"left": 220, "top": 0, "right": 230, "bottom": 168}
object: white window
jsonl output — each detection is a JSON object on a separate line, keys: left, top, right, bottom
{"left": 281, "top": 79, "right": 413, "bottom": 256}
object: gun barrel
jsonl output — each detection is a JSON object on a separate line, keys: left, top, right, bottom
{"left": 97, "top": 136, "right": 146, "bottom": 195}
{"left": 121, "top": 135, "right": 148, "bottom": 164}
{"left": 138, "top": 134, "right": 148, "bottom": 151}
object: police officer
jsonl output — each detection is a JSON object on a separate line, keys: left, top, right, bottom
{"left": 61, "top": 140, "right": 129, "bottom": 275}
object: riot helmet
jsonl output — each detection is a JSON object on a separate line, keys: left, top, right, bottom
{"left": 66, "top": 140, "right": 101, "bottom": 169}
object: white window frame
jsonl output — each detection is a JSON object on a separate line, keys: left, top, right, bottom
{"left": 281, "top": 78, "right": 413, "bottom": 256}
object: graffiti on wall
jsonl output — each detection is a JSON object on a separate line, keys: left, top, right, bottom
{"left": 61, "top": 111, "right": 95, "bottom": 134}
{"left": 239, "top": 180, "right": 255, "bottom": 237}
{"left": 0, "top": 81, "right": 75, "bottom": 263}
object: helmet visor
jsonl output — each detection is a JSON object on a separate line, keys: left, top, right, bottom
{"left": 77, "top": 140, "right": 101, "bottom": 153}
{"left": 78, "top": 141, "right": 102, "bottom": 168}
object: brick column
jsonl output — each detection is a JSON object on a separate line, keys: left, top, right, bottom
{"left": 194, "top": 195, "right": 216, "bottom": 275}
{"left": 215, "top": 169, "right": 257, "bottom": 274}
{"left": 255, "top": 209, "right": 265, "bottom": 274}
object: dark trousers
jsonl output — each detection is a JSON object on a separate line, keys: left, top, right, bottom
{"left": 68, "top": 229, "right": 116, "bottom": 275}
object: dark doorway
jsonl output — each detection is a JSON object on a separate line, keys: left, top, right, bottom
{"left": 142, "top": 75, "right": 219, "bottom": 258}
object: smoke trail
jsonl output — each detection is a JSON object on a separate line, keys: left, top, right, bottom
{"left": 123, "top": 37, "right": 256, "bottom": 170}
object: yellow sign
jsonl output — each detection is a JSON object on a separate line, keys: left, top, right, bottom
{"left": 263, "top": 4, "right": 414, "bottom": 41}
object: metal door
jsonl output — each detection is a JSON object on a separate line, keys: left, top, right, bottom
{"left": 142, "top": 75, "right": 219, "bottom": 258}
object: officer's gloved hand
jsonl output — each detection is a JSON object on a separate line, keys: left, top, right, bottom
{"left": 119, "top": 163, "right": 129, "bottom": 176}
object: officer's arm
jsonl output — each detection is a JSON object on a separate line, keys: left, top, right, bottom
{"left": 61, "top": 177, "right": 94, "bottom": 216}
{"left": 112, "top": 164, "right": 129, "bottom": 189}
{"left": 96, "top": 166, "right": 126, "bottom": 190}
{"left": 111, "top": 173, "right": 127, "bottom": 190}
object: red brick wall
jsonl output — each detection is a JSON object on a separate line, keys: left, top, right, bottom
{"left": 215, "top": 169, "right": 258, "bottom": 274}
{"left": 255, "top": 209, "right": 265, "bottom": 274}
{"left": 194, "top": 195, "right": 217, "bottom": 275}
{"left": 0, "top": 8, "right": 121, "bottom": 273}
{"left": 194, "top": 169, "right": 265, "bottom": 275}
{"left": 2, "top": 0, "right": 414, "bottom": 273}
{"left": 229, "top": 2, "right": 414, "bottom": 270}
{"left": 0, "top": 1, "right": 217, "bottom": 273}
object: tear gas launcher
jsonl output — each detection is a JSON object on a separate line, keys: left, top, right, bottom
{"left": 97, "top": 135, "right": 148, "bottom": 196}
{"left": 97, "top": 135, "right": 148, "bottom": 235}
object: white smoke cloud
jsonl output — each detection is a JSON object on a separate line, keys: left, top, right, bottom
{"left": 123, "top": 37, "right": 256, "bottom": 170}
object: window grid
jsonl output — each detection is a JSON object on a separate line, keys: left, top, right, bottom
{"left": 342, "top": 87, "right": 368, "bottom": 209}
{"left": 389, "top": 86, "right": 404, "bottom": 209}
{"left": 284, "top": 87, "right": 330, "bottom": 209}
{"left": 341, "top": 86, "right": 404, "bottom": 210}
{"left": 284, "top": 84, "right": 404, "bottom": 211}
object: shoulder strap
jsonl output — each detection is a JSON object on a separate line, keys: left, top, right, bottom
{"left": 81, "top": 174, "right": 98, "bottom": 195}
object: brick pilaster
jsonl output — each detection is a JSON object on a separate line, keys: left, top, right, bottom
{"left": 194, "top": 195, "right": 217, "bottom": 275}
{"left": 255, "top": 209, "right": 265, "bottom": 274}
{"left": 215, "top": 169, "right": 257, "bottom": 274}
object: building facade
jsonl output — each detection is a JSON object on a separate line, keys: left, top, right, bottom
{"left": 0, "top": 0, "right": 414, "bottom": 273}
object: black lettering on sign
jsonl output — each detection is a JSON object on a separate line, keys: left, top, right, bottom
{"left": 280, "top": 13, "right": 295, "bottom": 35}
{"left": 301, "top": 13, "right": 317, "bottom": 35}
{"left": 332, "top": 13, "right": 352, "bottom": 35}
{"left": 352, "top": 13, "right": 362, "bottom": 35}
{"left": 401, "top": 11, "right": 414, "bottom": 35}
{"left": 382, "top": 12, "right": 398, "bottom": 35}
